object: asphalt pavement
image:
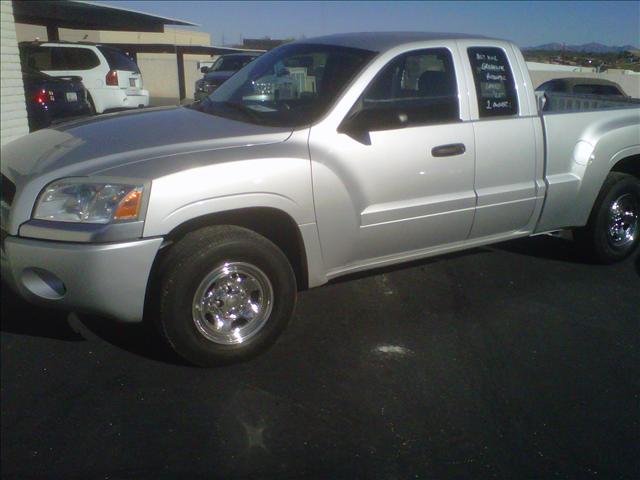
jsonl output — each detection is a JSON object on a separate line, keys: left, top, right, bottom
{"left": 1, "top": 235, "right": 639, "bottom": 479}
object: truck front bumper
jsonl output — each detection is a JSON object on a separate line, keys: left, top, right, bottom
{"left": 1, "top": 235, "right": 163, "bottom": 322}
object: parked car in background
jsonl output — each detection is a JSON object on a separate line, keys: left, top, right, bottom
{"left": 20, "top": 42, "right": 149, "bottom": 113}
{"left": 194, "top": 53, "right": 261, "bottom": 101}
{"left": 536, "top": 77, "right": 628, "bottom": 96}
{"left": 22, "top": 66, "right": 91, "bottom": 132}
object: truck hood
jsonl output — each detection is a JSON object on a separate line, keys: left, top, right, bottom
{"left": 0, "top": 106, "right": 293, "bottom": 235}
{"left": 1, "top": 106, "right": 292, "bottom": 181}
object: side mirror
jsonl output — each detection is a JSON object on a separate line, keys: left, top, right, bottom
{"left": 338, "top": 107, "right": 409, "bottom": 136}
{"left": 200, "top": 66, "right": 209, "bottom": 74}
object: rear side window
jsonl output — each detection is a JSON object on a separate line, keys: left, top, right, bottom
{"left": 359, "top": 48, "right": 460, "bottom": 127}
{"left": 21, "top": 46, "right": 99, "bottom": 70}
{"left": 60, "top": 48, "right": 100, "bottom": 70}
{"left": 216, "top": 56, "right": 254, "bottom": 71}
{"left": 538, "top": 80, "right": 567, "bottom": 93}
{"left": 22, "top": 46, "right": 62, "bottom": 70}
{"left": 573, "top": 84, "right": 622, "bottom": 96}
{"left": 98, "top": 46, "right": 140, "bottom": 73}
{"left": 467, "top": 47, "right": 518, "bottom": 117}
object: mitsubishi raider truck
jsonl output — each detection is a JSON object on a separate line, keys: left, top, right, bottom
{"left": 2, "top": 33, "right": 639, "bottom": 366}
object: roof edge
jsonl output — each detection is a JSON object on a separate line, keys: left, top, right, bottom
{"left": 77, "top": 0, "right": 200, "bottom": 27}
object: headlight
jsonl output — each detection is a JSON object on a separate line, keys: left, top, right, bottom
{"left": 33, "top": 179, "right": 144, "bottom": 224}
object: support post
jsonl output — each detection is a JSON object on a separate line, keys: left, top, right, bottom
{"left": 176, "top": 48, "right": 186, "bottom": 102}
{"left": 46, "top": 24, "right": 59, "bottom": 41}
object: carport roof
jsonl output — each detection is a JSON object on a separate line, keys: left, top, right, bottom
{"left": 12, "top": 0, "right": 198, "bottom": 32}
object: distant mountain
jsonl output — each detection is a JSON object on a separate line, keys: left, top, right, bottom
{"left": 524, "top": 42, "right": 638, "bottom": 53}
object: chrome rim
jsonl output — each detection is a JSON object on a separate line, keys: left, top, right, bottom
{"left": 192, "top": 262, "right": 273, "bottom": 345}
{"left": 607, "top": 193, "right": 639, "bottom": 248}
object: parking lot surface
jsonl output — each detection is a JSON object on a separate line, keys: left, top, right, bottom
{"left": 1, "top": 235, "right": 639, "bottom": 479}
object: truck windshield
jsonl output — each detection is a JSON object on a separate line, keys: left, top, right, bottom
{"left": 210, "top": 55, "right": 256, "bottom": 72}
{"left": 191, "top": 43, "right": 376, "bottom": 127}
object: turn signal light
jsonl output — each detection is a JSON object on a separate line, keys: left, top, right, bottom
{"left": 113, "top": 189, "right": 142, "bottom": 220}
{"left": 105, "top": 70, "right": 118, "bottom": 86}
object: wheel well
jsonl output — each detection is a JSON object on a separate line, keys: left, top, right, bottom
{"left": 162, "top": 207, "right": 309, "bottom": 290}
{"left": 611, "top": 154, "right": 639, "bottom": 178}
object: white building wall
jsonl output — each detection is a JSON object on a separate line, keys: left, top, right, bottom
{"left": 1, "top": 0, "right": 29, "bottom": 146}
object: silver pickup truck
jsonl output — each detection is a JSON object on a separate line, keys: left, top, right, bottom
{"left": 2, "top": 33, "right": 639, "bottom": 366}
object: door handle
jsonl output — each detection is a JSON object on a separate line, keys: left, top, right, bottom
{"left": 431, "top": 143, "right": 466, "bottom": 157}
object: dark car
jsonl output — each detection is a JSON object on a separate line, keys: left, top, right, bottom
{"left": 535, "top": 77, "right": 628, "bottom": 96}
{"left": 22, "top": 67, "right": 92, "bottom": 131}
{"left": 194, "top": 53, "right": 261, "bottom": 101}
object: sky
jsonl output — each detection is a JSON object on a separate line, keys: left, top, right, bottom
{"left": 105, "top": 1, "right": 639, "bottom": 48}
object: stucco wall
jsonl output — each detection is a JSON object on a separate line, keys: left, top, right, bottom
{"left": 1, "top": 0, "right": 29, "bottom": 146}
{"left": 134, "top": 52, "right": 214, "bottom": 105}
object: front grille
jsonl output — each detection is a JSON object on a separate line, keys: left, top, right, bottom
{"left": 1, "top": 175, "right": 16, "bottom": 206}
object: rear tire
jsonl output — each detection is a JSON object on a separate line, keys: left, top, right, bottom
{"left": 155, "top": 226, "right": 297, "bottom": 366}
{"left": 574, "top": 172, "right": 640, "bottom": 263}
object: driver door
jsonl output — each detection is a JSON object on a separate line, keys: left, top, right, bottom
{"left": 310, "top": 47, "right": 477, "bottom": 271}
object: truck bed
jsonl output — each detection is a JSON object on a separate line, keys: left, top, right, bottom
{"left": 539, "top": 92, "right": 640, "bottom": 113}
{"left": 535, "top": 103, "right": 640, "bottom": 233}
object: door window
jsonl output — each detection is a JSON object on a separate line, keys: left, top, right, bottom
{"left": 355, "top": 48, "right": 460, "bottom": 128}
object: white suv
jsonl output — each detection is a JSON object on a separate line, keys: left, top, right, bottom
{"left": 20, "top": 42, "right": 150, "bottom": 114}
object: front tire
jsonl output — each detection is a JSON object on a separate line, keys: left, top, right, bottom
{"left": 156, "top": 226, "right": 297, "bottom": 366}
{"left": 574, "top": 172, "right": 640, "bottom": 263}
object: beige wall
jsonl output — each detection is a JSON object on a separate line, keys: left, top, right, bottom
{"left": 134, "top": 52, "right": 214, "bottom": 104}
{"left": 135, "top": 53, "right": 179, "bottom": 105}
{"left": 1, "top": 1, "right": 29, "bottom": 145}
{"left": 14, "top": 23, "right": 46, "bottom": 42}
{"left": 98, "top": 28, "right": 210, "bottom": 46}
{"left": 530, "top": 71, "right": 640, "bottom": 98}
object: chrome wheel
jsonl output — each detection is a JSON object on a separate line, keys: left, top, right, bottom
{"left": 192, "top": 262, "right": 273, "bottom": 345}
{"left": 607, "top": 193, "right": 639, "bottom": 248}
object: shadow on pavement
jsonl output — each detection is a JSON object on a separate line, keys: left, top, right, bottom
{"left": 491, "top": 234, "right": 591, "bottom": 264}
{"left": 71, "top": 313, "right": 190, "bottom": 366}
{"left": 0, "top": 286, "right": 187, "bottom": 365}
{"left": 495, "top": 234, "right": 640, "bottom": 269}
{"left": 1, "top": 288, "right": 84, "bottom": 342}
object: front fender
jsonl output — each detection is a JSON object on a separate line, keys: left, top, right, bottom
{"left": 145, "top": 190, "right": 310, "bottom": 237}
